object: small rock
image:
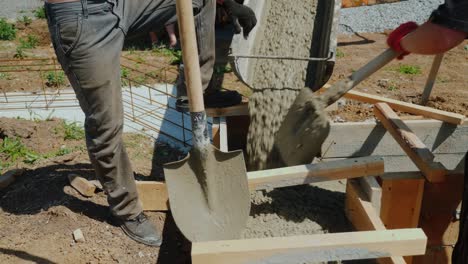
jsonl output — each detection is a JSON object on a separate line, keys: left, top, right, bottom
{"left": 0, "top": 169, "right": 24, "bottom": 189}
{"left": 333, "top": 116, "right": 346, "bottom": 123}
{"left": 73, "top": 229, "right": 85, "bottom": 243}
{"left": 138, "top": 251, "right": 145, "bottom": 258}
{"left": 68, "top": 174, "right": 96, "bottom": 197}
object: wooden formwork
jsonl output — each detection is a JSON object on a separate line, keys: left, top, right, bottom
{"left": 138, "top": 90, "right": 466, "bottom": 263}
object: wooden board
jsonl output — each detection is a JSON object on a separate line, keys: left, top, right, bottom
{"left": 414, "top": 173, "right": 464, "bottom": 264}
{"left": 359, "top": 176, "right": 383, "bottom": 214}
{"left": 322, "top": 119, "right": 467, "bottom": 160}
{"left": 191, "top": 229, "right": 427, "bottom": 264}
{"left": 340, "top": 89, "right": 465, "bottom": 125}
{"left": 374, "top": 103, "right": 447, "bottom": 182}
{"left": 138, "top": 156, "right": 384, "bottom": 211}
{"left": 346, "top": 179, "right": 406, "bottom": 264}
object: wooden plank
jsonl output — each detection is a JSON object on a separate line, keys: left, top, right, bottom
{"left": 206, "top": 102, "right": 249, "bottom": 117}
{"left": 359, "top": 176, "right": 382, "bottom": 214}
{"left": 191, "top": 229, "right": 427, "bottom": 264}
{"left": 414, "top": 173, "right": 464, "bottom": 264}
{"left": 248, "top": 156, "right": 384, "bottom": 190}
{"left": 374, "top": 103, "right": 447, "bottom": 182}
{"left": 219, "top": 116, "right": 228, "bottom": 152}
{"left": 346, "top": 179, "right": 406, "bottom": 264}
{"left": 139, "top": 156, "right": 385, "bottom": 211}
{"left": 322, "top": 120, "right": 468, "bottom": 159}
{"left": 380, "top": 178, "right": 425, "bottom": 230}
{"left": 337, "top": 89, "right": 465, "bottom": 125}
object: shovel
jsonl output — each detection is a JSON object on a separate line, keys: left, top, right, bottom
{"left": 274, "top": 48, "right": 400, "bottom": 166}
{"left": 163, "top": 0, "right": 250, "bottom": 242}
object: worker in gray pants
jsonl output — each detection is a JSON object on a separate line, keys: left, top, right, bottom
{"left": 44, "top": 0, "right": 256, "bottom": 247}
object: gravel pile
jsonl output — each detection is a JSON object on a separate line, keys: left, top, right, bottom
{"left": 339, "top": 0, "right": 444, "bottom": 34}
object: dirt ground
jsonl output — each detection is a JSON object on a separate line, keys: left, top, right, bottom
{"left": 1, "top": 14, "right": 467, "bottom": 264}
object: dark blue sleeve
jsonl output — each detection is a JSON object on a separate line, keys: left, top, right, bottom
{"left": 430, "top": 0, "right": 468, "bottom": 34}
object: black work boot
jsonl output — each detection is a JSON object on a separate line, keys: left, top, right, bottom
{"left": 119, "top": 213, "right": 162, "bottom": 247}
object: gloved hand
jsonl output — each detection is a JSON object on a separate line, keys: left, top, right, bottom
{"left": 387, "top": 21, "right": 419, "bottom": 60}
{"left": 219, "top": 0, "right": 257, "bottom": 38}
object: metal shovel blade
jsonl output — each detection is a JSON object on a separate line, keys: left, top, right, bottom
{"left": 273, "top": 87, "right": 331, "bottom": 166}
{"left": 274, "top": 49, "right": 399, "bottom": 166}
{"left": 163, "top": 145, "right": 250, "bottom": 242}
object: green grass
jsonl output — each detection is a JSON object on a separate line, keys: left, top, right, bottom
{"left": 19, "top": 34, "right": 39, "bottom": 49}
{"left": 14, "top": 47, "right": 26, "bottom": 59}
{"left": 214, "top": 64, "right": 232, "bottom": 74}
{"left": 44, "top": 71, "right": 66, "bottom": 87}
{"left": 0, "top": 137, "right": 39, "bottom": 164}
{"left": 396, "top": 64, "right": 421, "bottom": 75}
{"left": 151, "top": 46, "right": 182, "bottom": 64}
{"left": 18, "top": 16, "right": 32, "bottom": 26}
{"left": 34, "top": 7, "right": 46, "bottom": 19}
{"left": 336, "top": 49, "right": 345, "bottom": 58}
{"left": 0, "top": 72, "right": 12, "bottom": 80}
{"left": 0, "top": 18, "right": 16, "bottom": 41}
{"left": 62, "top": 121, "right": 85, "bottom": 140}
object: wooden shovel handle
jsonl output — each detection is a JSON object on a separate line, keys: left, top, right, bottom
{"left": 176, "top": 0, "right": 205, "bottom": 112}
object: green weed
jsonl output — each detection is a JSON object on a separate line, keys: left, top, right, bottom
{"left": 0, "top": 137, "right": 39, "bottom": 164}
{"left": 396, "top": 65, "right": 421, "bottom": 75}
{"left": 215, "top": 64, "right": 232, "bottom": 74}
{"left": 18, "top": 16, "right": 32, "bottom": 26}
{"left": 336, "top": 49, "right": 345, "bottom": 58}
{"left": 44, "top": 71, "right": 66, "bottom": 87}
{"left": 152, "top": 46, "right": 182, "bottom": 64}
{"left": 14, "top": 47, "right": 26, "bottom": 59}
{"left": 34, "top": 7, "right": 47, "bottom": 19}
{"left": 0, "top": 72, "right": 12, "bottom": 80}
{"left": 62, "top": 121, "right": 85, "bottom": 140}
{"left": 0, "top": 18, "right": 16, "bottom": 41}
{"left": 19, "top": 34, "right": 39, "bottom": 49}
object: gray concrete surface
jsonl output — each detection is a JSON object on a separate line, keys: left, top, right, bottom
{"left": 0, "top": 0, "right": 43, "bottom": 21}
{"left": 339, "top": 0, "right": 444, "bottom": 34}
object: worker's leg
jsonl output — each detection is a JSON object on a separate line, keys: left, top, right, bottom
{"left": 45, "top": 0, "right": 141, "bottom": 219}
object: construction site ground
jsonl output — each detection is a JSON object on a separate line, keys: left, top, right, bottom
{"left": 0, "top": 18, "right": 467, "bottom": 264}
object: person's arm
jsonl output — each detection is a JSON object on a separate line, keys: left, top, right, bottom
{"left": 401, "top": 21, "right": 467, "bottom": 55}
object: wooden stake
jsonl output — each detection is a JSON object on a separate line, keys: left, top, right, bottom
{"left": 374, "top": 102, "right": 447, "bottom": 182}
{"left": 346, "top": 179, "right": 407, "bottom": 264}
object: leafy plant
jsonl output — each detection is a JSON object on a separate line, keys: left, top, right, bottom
{"left": 18, "top": 16, "right": 32, "bottom": 26}
{"left": 14, "top": 47, "right": 26, "bottom": 59}
{"left": 336, "top": 49, "right": 345, "bottom": 58}
{"left": 0, "top": 137, "right": 39, "bottom": 163}
{"left": 396, "top": 64, "right": 421, "bottom": 75}
{"left": 19, "top": 34, "right": 39, "bottom": 49}
{"left": 34, "top": 7, "right": 46, "bottom": 19}
{"left": 44, "top": 71, "right": 66, "bottom": 87}
{"left": 62, "top": 121, "right": 85, "bottom": 140}
{"left": 152, "top": 46, "right": 182, "bottom": 64}
{"left": 0, "top": 18, "right": 16, "bottom": 41}
{"left": 215, "top": 64, "right": 233, "bottom": 74}
{"left": 0, "top": 72, "right": 12, "bottom": 80}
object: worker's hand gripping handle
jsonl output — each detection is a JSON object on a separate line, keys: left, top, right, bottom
{"left": 176, "top": 0, "right": 205, "bottom": 113}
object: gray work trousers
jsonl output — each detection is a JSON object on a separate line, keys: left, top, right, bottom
{"left": 45, "top": 0, "right": 215, "bottom": 220}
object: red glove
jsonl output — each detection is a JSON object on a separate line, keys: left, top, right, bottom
{"left": 387, "top": 22, "right": 418, "bottom": 60}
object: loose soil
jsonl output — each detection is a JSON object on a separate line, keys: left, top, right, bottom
{"left": 0, "top": 117, "right": 354, "bottom": 264}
